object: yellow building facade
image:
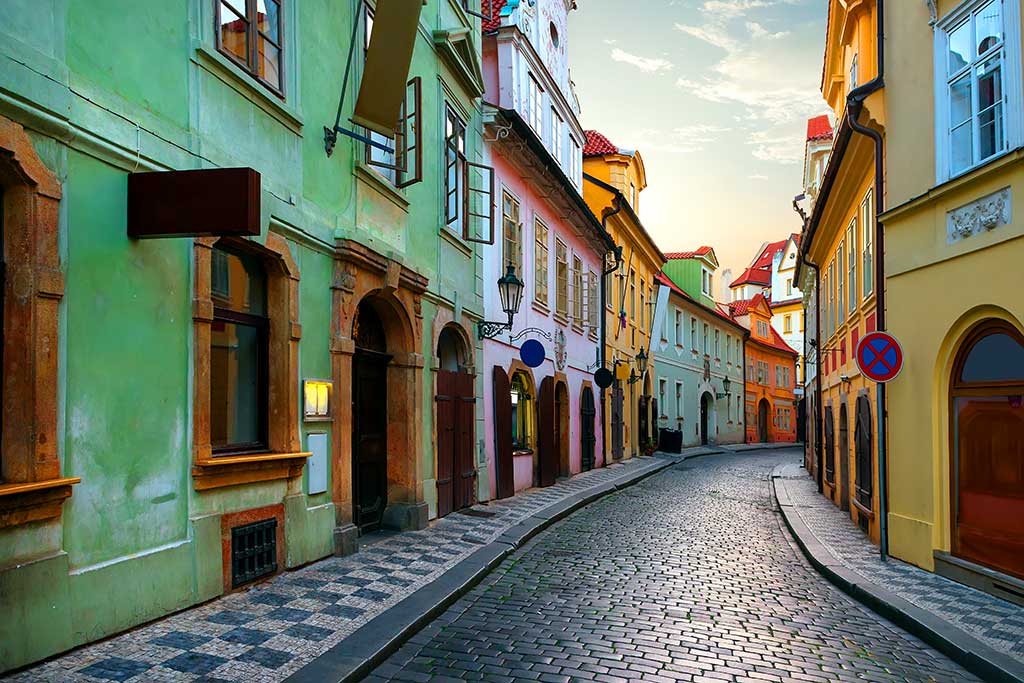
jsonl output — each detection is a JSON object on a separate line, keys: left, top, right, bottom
{"left": 798, "top": 0, "right": 885, "bottom": 543}
{"left": 582, "top": 131, "right": 665, "bottom": 461}
{"left": 882, "top": 0, "right": 1024, "bottom": 593}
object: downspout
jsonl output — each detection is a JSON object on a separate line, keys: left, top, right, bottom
{"left": 600, "top": 196, "right": 624, "bottom": 467}
{"left": 807, "top": 259, "right": 824, "bottom": 494}
{"left": 845, "top": 0, "right": 888, "bottom": 559}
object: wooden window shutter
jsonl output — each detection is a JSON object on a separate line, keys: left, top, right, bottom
{"left": 492, "top": 366, "right": 515, "bottom": 499}
{"left": 365, "top": 77, "right": 423, "bottom": 187}
{"left": 463, "top": 161, "right": 496, "bottom": 244}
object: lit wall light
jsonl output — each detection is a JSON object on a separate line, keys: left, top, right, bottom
{"left": 303, "top": 379, "right": 332, "bottom": 421}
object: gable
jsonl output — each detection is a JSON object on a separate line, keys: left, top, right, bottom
{"left": 434, "top": 27, "right": 486, "bottom": 98}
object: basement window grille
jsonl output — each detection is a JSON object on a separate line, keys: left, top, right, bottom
{"left": 231, "top": 518, "right": 278, "bottom": 588}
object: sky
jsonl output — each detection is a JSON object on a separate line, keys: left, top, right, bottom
{"left": 567, "top": 0, "right": 830, "bottom": 289}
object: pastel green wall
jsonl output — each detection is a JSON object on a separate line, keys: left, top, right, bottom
{"left": 663, "top": 258, "right": 715, "bottom": 309}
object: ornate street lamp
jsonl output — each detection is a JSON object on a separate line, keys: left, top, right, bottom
{"left": 627, "top": 348, "right": 648, "bottom": 385}
{"left": 717, "top": 376, "right": 732, "bottom": 399}
{"left": 478, "top": 263, "right": 525, "bottom": 339}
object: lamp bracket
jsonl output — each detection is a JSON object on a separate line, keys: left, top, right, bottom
{"left": 478, "top": 320, "right": 513, "bottom": 340}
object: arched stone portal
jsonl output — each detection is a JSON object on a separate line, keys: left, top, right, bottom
{"left": 331, "top": 240, "right": 427, "bottom": 553}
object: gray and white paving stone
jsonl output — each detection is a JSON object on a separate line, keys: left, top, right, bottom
{"left": 366, "top": 449, "right": 980, "bottom": 683}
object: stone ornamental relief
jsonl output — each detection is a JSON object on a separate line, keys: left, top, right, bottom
{"left": 946, "top": 187, "right": 1012, "bottom": 244}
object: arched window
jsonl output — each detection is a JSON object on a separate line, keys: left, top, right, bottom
{"left": 510, "top": 372, "right": 534, "bottom": 452}
{"left": 854, "top": 396, "right": 872, "bottom": 508}
{"left": 950, "top": 320, "right": 1024, "bottom": 580}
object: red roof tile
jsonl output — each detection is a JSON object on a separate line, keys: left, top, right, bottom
{"left": 729, "top": 267, "right": 771, "bottom": 288}
{"left": 482, "top": 0, "right": 509, "bottom": 32}
{"left": 728, "top": 298, "right": 753, "bottom": 316}
{"left": 806, "top": 115, "right": 834, "bottom": 142}
{"left": 655, "top": 272, "right": 744, "bottom": 331}
{"left": 583, "top": 130, "right": 619, "bottom": 157}
{"left": 766, "top": 326, "right": 799, "bottom": 355}
{"left": 664, "top": 246, "right": 713, "bottom": 260}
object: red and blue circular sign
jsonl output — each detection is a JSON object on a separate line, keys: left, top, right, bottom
{"left": 856, "top": 331, "right": 904, "bottom": 383}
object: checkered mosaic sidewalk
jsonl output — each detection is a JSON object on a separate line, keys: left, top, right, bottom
{"left": 5, "top": 456, "right": 669, "bottom": 683}
{"left": 778, "top": 464, "right": 1024, "bottom": 662}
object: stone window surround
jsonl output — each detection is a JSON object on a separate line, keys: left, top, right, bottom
{"left": 0, "top": 116, "right": 79, "bottom": 529}
{"left": 191, "top": 234, "right": 308, "bottom": 491}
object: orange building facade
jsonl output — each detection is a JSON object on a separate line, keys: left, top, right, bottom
{"left": 727, "top": 295, "right": 799, "bottom": 443}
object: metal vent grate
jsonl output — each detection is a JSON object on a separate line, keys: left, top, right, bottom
{"left": 231, "top": 518, "right": 278, "bottom": 588}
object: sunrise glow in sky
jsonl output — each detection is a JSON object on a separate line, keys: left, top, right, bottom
{"left": 568, "top": 0, "right": 830, "bottom": 285}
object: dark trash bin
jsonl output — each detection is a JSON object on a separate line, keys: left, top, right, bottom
{"left": 658, "top": 427, "right": 682, "bottom": 454}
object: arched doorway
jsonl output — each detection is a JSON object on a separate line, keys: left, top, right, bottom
{"left": 854, "top": 396, "right": 873, "bottom": 521}
{"left": 757, "top": 398, "right": 770, "bottom": 443}
{"left": 824, "top": 406, "right": 835, "bottom": 491}
{"left": 352, "top": 300, "right": 391, "bottom": 533}
{"left": 435, "top": 326, "right": 474, "bottom": 518}
{"left": 700, "top": 392, "right": 713, "bottom": 445}
{"left": 838, "top": 403, "right": 850, "bottom": 512}
{"left": 537, "top": 376, "right": 558, "bottom": 487}
{"left": 580, "top": 387, "right": 596, "bottom": 471}
{"left": 610, "top": 379, "right": 624, "bottom": 460}
{"left": 555, "top": 380, "right": 570, "bottom": 478}
{"left": 950, "top": 320, "right": 1024, "bottom": 580}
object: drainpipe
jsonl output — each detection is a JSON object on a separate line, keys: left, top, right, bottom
{"left": 599, "top": 196, "right": 624, "bottom": 466}
{"left": 845, "top": 0, "right": 887, "bottom": 560}
{"left": 806, "top": 259, "right": 824, "bottom": 494}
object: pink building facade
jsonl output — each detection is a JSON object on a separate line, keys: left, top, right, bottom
{"left": 480, "top": 0, "right": 615, "bottom": 499}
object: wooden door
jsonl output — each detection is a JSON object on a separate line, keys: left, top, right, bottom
{"left": 839, "top": 404, "right": 850, "bottom": 511}
{"left": 611, "top": 381, "right": 624, "bottom": 460}
{"left": 855, "top": 396, "right": 873, "bottom": 510}
{"left": 758, "top": 399, "right": 769, "bottom": 443}
{"left": 353, "top": 350, "right": 390, "bottom": 533}
{"left": 638, "top": 395, "right": 649, "bottom": 445}
{"left": 435, "top": 370, "right": 456, "bottom": 518}
{"left": 581, "top": 388, "right": 596, "bottom": 471}
{"left": 455, "top": 371, "right": 476, "bottom": 511}
{"left": 493, "top": 366, "right": 514, "bottom": 499}
{"left": 824, "top": 408, "right": 835, "bottom": 484}
{"left": 700, "top": 394, "right": 710, "bottom": 445}
{"left": 538, "top": 376, "right": 557, "bottom": 487}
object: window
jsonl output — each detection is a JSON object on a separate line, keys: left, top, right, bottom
{"left": 639, "top": 278, "right": 646, "bottom": 329}
{"left": 757, "top": 320, "right": 769, "bottom": 338}
{"left": 445, "top": 107, "right": 467, "bottom": 232}
{"left": 837, "top": 241, "right": 846, "bottom": 325}
{"left": 784, "top": 315, "right": 792, "bottom": 334}
{"left": 939, "top": 0, "right": 1015, "bottom": 177}
{"left": 659, "top": 380, "right": 667, "bottom": 416}
{"left": 569, "top": 138, "right": 580, "bottom": 186}
{"left": 572, "top": 254, "right": 584, "bottom": 326}
{"left": 701, "top": 268, "right": 711, "bottom": 296}
{"left": 629, "top": 182, "right": 637, "bottom": 207}
{"left": 775, "top": 365, "right": 781, "bottom": 387}
{"left": 828, "top": 259, "right": 836, "bottom": 338}
{"left": 502, "top": 191, "right": 522, "bottom": 275}
{"left": 714, "top": 329, "right": 720, "bottom": 358}
{"left": 674, "top": 311, "right": 682, "bottom": 345}
{"left": 690, "top": 318, "right": 697, "bottom": 349}
{"left": 211, "top": 245, "right": 269, "bottom": 453}
{"left": 588, "top": 271, "right": 599, "bottom": 331}
{"left": 847, "top": 220, "right": 857, "bottom": 313}
{"left": 786, "top": 278, "right": 793, "bottom": 297}
{"left": 217, "top": 0, "right": 283, "bottom": 93}
{"left": 675, "top": 382, "right": 683, "bottom": 420}
{"left": 861, "top": 189, "right": 874, "bottom": 298}
{"left": 850, "top": 52, "right": 859, "bottom": 90}
{"left": 555, "top": 239, "right": 569, "bottom": 317}
{"left": 757, "top": 361, "right": 770, "bottom": 384}
{"left": 629, "top": 269, "right": 636, "bottom": 320}
{"left": 534, "top": 218, "right": 549, "bottom": 306}
{"left": 527, "top": 74, "right": 543, "bottom": 133}
{"left": 703, "top": 323, "right": 709, "bottom": 354}
{"left": 510, "top": 372, "right": 534, "bottom": 451}
{"left": 726, "top": 335, "right": 731, "bottom": 363}
{"left": 551, "top": 108, "right": 563, "bottom": 162}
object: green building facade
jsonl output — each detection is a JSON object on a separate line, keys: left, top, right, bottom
{"left": 0, "top": 0, "right": 491, "bottom": 670}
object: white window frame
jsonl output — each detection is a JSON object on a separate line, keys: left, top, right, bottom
{"left": 934, "top": 0, "right": 1023, "bottom": 182}
{"left": 674, "top": 310, "right": 682, "bottom": 346}
{"left": 861, "top": 188, "right": 874, "bottom": 299}
{"left": 527, "top": 73, "right": 544, "bottom": 134}
{"left": 550, "top": 107, "right": 563, "bottom": 163}
{"left": 675, "top": 381, "right": 683, "bottom": 420}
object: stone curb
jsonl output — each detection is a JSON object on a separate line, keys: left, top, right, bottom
{"left": 771, "top": 465, "right": 1024, "bottom": 683}
{"left": 285, "top": 454, "right": 684, "bottom": 683}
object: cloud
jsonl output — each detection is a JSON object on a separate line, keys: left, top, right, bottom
{"left": 701, "top": 0, "right": 772, "bottom": 19}
{"left": 673, "top": 124, "right": 732, "bottom": 144}
{"left": 746, "top": 21, "right": 789, "bottom": 39}
{"left": 623, "top": 124, "right": 732, "bottom": 155}
{"left": 610, "top": 48, "right": 674, "bottom": 73}
{"left": 603, "top": 39, "right": 618, "bottom": 45}
{"left": 674, "top": 23, "right": 738, "bottom": 51}
{"left": 748, "top": 174, "right": 771, "bottom": 180}
{"left": 747, "top": 130, "right": 804, "bottom": 164}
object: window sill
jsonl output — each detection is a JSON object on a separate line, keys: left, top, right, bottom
{"left": 193, "top": 452, "right": 311, "bottom": 491}
{"left": 852, "top": 496, "right": 875, "bottom": 520}
{"left": 355, "top": 163, "right": 410, "bottom": 213}
{"left": 192, "top": 42, "right": 303, "bottom": 135}
{"left": 553, "top": 312, "right": 569, "bottom": 326}
{"left": 439, "top": 225, "right": 474, "bottom": 258}
{"left": 533, "top": 300, "right": 551, "bottom": 316}
{"left": 0, "top": 477, "right": 80, "bottom": 529}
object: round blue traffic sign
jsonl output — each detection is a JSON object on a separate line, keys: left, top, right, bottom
{"left": 856, "top": 331, "right": 904, "bottom": 382}
{"left": 520, "top": 339, "right": 546, "bottom": 368}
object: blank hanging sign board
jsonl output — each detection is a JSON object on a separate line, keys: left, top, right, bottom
{"left": 352, "top": 0, "right": 423, "bottom": 137}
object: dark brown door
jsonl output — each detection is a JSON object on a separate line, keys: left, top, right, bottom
{"left": 611, "top": 380, "right": 624, "bottom": 460}
{"left": 455, "top": 371, "right": 476, "bottom": 511}
{"left": 824, "top": 407, "right": 835, "bottom": 486}
{"left": 855, "top": 396, "right": 873, "bottom": 510}
{"left": 638, "top": 395, "right": 649, "bottom": 445}
{"left": 700, "top": 393, "right": 711, "bottom": 445}
{"left": 353, "top": 350, "right": 390, "bottom": 533}
{"left": 493, "top": 366, "right": 515, "bottom": 499}
{"left": 839, "top": 404, "right": 850, "bottom": 512}
{"left": 581, "top": 387, "right": 596, "bottom": 471}
{"left": 538, "top": 376, "right": 557, "bottom": 487}
{"left": 758, "top": 399, "right": 769, "bottom": 443}
{"left": 435, "top": 370, "right": 456, "bottom": 518}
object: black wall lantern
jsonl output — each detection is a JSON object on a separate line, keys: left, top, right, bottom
{"left": 717, "top": 376, "right": 732, "bottom": 399}
{"left": 627, "top": 348, "right": 648, "bottom": 385}
{"left": 478, "top": 264, "right": 525, "bottom": 339}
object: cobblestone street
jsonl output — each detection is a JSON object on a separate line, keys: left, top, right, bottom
{"left": 368, "top": 449, "right": 979, "bottom": 683}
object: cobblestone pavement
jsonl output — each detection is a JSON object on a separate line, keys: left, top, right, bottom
{"left": 5, "top": 457, "right": 666, "bottom": 683}
{"left": 368, "top": 449, "right": 979, "bottom": 683}
{"left": 779, "top": 463, "right": 1024, "bottom": 660}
